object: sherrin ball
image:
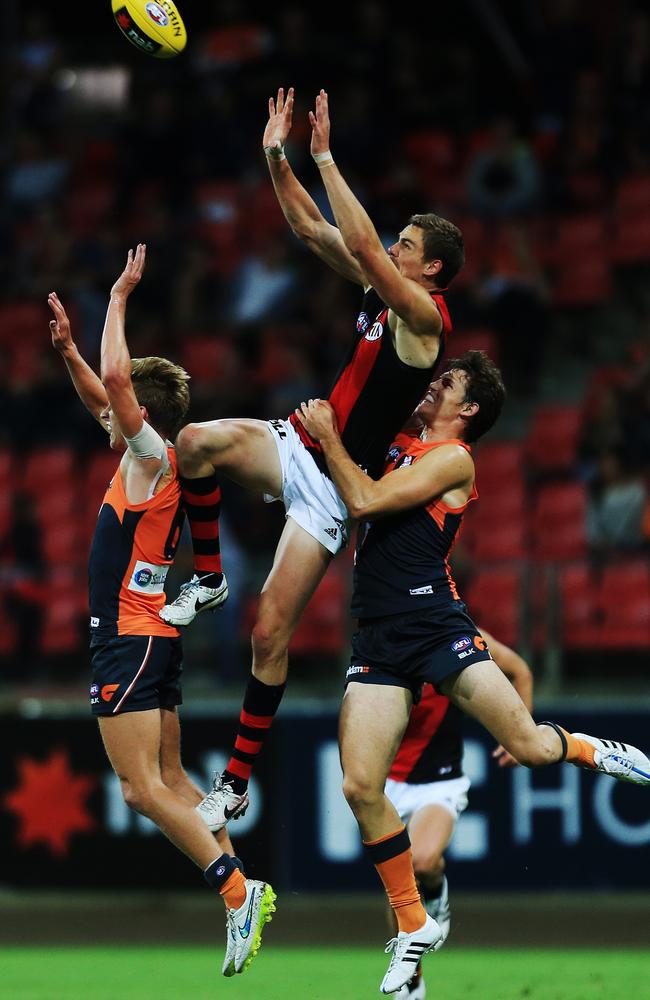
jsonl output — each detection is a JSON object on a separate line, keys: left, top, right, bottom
{"left": 111, "top": 0, "right": 187, "bottom": 59}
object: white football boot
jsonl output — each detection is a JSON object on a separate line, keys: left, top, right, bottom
{"left": 572, "top": 734, "right": 650, "bottom": 785}
{"left": 196, "top": 773, "right": 249, "bottom": 832}
{"left": 160, "top": 573, "right": 229, "bottom": 627}
{"left": 227, "top": 879, "right": 276, "bottom": 975}
{"left": 423, "top": 876, "right": 450, "bottom": 949}
{"left": 395, "top": 967, "right": 427, "bottom": 999}
{"left": 380, "top": 915, "right": 441, "bottom": 994}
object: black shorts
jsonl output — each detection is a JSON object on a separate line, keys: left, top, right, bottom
{"left": 89, "top": 634, "right": 183, "bottom": 716}
{"left": 346, "top": 603, "right": 491, "bottom": 698}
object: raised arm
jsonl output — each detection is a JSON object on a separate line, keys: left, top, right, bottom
{"left": 263, "top": 87, "right": 364, "bottom": 285}
{"left": 309, "top": 90, "right": 441, "bottom": 338}
{"left": 100, "top": 244, "right": 148, "bottom": 440}
{"left": 296, "top": 399, "right": 473, "bottom": 520}
{"left": 48, "top": 292, "right": 110, "bottom": 430}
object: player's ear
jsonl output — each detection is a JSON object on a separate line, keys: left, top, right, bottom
{"left": 140, "top": 404, "right": 149, "bottom": 423}
{"left": 462, "top": 401, "right": 479, "bottom": 419}
{"left": 423, "top": 258, "right": 442, "bottom": 279}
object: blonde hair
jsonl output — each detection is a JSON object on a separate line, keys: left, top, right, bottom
{"left": 130, "top": 356, "right": 190, "bottom": 439}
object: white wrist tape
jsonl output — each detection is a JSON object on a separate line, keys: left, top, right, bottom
{"left": 124, "top": 422, "right": 169, "bottom": 470}
{"left": 264, "top": 143, "right": 286, "bottom": 161}
{"left": 312, "top": 150, "right": 334, "bottom": 167}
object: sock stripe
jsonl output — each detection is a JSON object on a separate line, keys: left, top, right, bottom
{"left": 180, "top": 475, "right": 221, "bottom": 498}
{"left": 231, "top": 748, "right": 257, "bottom": 766}
{"left": 239, "top": 722, "right": 268, "bottom": 742}
{"left": 364, "top": 826, "right": 410, "bottom": 866}
{"left": 226, "top": 758, "right": 252, "bottom": 780}
{"left": 188, "top": 521, "right": 223, "bottom": 540}
{"left": 192, "top": 539, "right": 222, "bottom": 556}
{"left": 240, "top": 710, "right": 275, "bottom": 728}
{"left": 235, "top": 735, "right": 263, "bottom": 754}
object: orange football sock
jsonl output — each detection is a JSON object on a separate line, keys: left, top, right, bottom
{"left": 220, "top": 868, "right": 247, "bottom": 910}
{"left": 560, "top": 727, "right": 597, "bottom": 768}
{"left": 364, "top": 826, "right": 427, "bottom": 933}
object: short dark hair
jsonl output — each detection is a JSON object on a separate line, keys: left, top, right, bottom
{"left": 409, "top": 213, "right": 465, "bottom": 287}
{"left": 130, "top": 356, "right": 191, "bottom": 439}
{"left": 446, "top": 350, "right": 506, "bottom": 442}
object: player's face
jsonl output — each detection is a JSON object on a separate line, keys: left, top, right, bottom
{"left": 101, "top": 405, "right": 127, "bottom": 453}
{"left": 388, "top": 225, "right": 439, "bottom": 283}
{"left": 417, "top": 369, "right": 470, "bottom": 423}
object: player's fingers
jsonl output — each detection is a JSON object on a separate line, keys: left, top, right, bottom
{"left": 269, "top": 97, "right": 275, "bottom": 115}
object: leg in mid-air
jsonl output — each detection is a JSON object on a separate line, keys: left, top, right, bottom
{"left": 99, "top": 708, "right": 276, "bottom": 976}
{"left": 161, "top": 418, "right": 285, "bottom": 626}
{"left": 197, "top": 515, "right": 333, "bottom": 828}
{"left": 339, "top": 682, "right": 443, "bottom": 995}
{"left": 440, "top": 658, "right": 650, "bottom": 785}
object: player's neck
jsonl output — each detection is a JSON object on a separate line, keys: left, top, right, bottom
{"left": 420, "top": 418, "right": 464, "bottom": 444}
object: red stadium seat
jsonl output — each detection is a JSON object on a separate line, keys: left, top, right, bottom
{"left": 473, "top": 442, "right": 525, "bottom": 488}
{"left": 465, "top": 515, "right": 527, "bottom": 562}
{"left": 182, "top": 336, "right": 238, "bottom": 386}
{"left": 558, "top": 562, "right": 600, "bottom": 648}
{"left": 0, "top": 302, "right": 51, "bottom": 348}
{"left": 552, "top": 255, "right": 613, "bottom": 307}
{"left": 611, "top": 214, "right": 650, "bottom": 265}
{"left": 529, "top": 482, "right": 587, "bottom": 561}
{"left": 21, "top": 448, "right": 75, "bottom": 493}
{"left": 464, "top": 567, "right": 520, "bottom": 647}
{"left": 447, "top": 328, "right": 498, "bottom": 364}
{"left": 525, "top": 404, "right": 582, "bottom": 474}
{"left": 614, "top": 173, "right": 650, "bottom": 218}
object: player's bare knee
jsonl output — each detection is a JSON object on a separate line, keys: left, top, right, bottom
{"left": 412, "top": 849, "right": 444, "bottom": 878}
{"left": 342, "top": 772, "right": 382, "bottom": 812}
{"left": 251, "top": 615, "right": 290, "bottom": 665}
{"left": 120, "top": 779, "right": 155, "bottom": 817}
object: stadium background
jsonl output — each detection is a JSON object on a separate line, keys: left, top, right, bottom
{"left": 1, "top": 1, "right": 649, "bottom": 997}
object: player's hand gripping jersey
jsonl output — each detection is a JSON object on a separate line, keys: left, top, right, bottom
{"left": 290, "top": 288, "right": 452, "bottom": 479}
{"left": 351, "top": 432, "right": 477, "bottom": 619}
{"left": 88, "top": 447, "right": 184, "bottom": 640}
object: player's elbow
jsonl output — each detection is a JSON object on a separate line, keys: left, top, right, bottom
{"left": 101, "top": 368, "right": 131, "bottom": 392}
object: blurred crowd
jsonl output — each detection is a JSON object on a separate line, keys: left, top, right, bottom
{"left": 2, "top": 0, "right": 650, "bottom": 688}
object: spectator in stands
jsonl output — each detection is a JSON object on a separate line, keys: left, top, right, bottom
{"left": 585, "top": 449, "right": 647, "bottom": 555}
{"left": 466, "top": 117, "right": 541, "bottom": 219}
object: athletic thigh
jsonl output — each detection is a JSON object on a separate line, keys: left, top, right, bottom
{"left": 182, "top": 418, "right": 283, "bottom": 496}
{"left": 256, "top": 516, "right": 333, "bottom": 637}
{"left": 408, "top": 804, "right": 456, "bottom": 864}
{"left": 340, "top": 683, "right": 412, "bottom": 791}
{"left": 439, "top": 658, "right": 538, "bottom": 749}
{"left": 98, "top": 709, "right": 163, "bottom": 785}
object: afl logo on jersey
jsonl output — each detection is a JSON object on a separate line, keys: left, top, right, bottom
{"left": 365, "top": 321, "right": 383, "bottom": 342}
{"left": 356, "top": 311, "right": 370, "bottom": 334}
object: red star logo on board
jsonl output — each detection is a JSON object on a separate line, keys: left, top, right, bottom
{"left": 117, "top": 12, "right": 132, "bottom": 29}
{"left": 3, "top": 749, "right": 97, "bottom": 857}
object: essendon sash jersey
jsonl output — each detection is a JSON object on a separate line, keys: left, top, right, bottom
{"left": 390, "top": 683, "right": 463, "bottom": 784}
{"left": 290, "top": 286, "right": 451, "bottom": 479}
{"left": 352, "top": 433, "right": 477, "bottom": 619}
{"left": 88, "top": 449, "right": 184, "bottom": 641}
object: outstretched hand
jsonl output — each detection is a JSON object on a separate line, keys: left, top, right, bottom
{"left": 111, "top": 243, "right": 146, "bottom": 298}
{"left": 263, "top": 86, "right": 294, "bottom": 155}
{"left": 309, "top": 89, "right": 331, "bottom": 156}
{"left": 48, "top": 292, "right": 73, "bottom": 353}
{"left": 295, "top": 398, "right": 338, "bottom": 441}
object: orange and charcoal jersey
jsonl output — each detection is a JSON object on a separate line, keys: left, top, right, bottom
{"left": 351, "top": 431, "right": 477, "bottom": 619}
{"left": 88, "top": 448, "right": 185, "bottom": 643}
{"left": 389, "top": 683, "right": 463, "bottom": 784}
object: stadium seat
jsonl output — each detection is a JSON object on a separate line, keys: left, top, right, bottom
{"left": 473, "top": 442, "right": 525, "bottom": 488}
{"left": 529, "top": 482, "right": 587, "bottom": 561}
{"left": 182, "top": 336, "right": 238, "bottom": 386}
{"left": 0, "top": 302, "right": 50, "bottom": 348}
{"left": 465, "top": 514, "right": 527, "bottom": 562}
{"left": 21, "top": 448, "right": 75, "bottom": 493}
{"left": 447, "top": 328, "right": 498, "bottom": 364}
{"left": 552, "top": 255, "right": 613, "bottom": 307}
{"left": 558, "top": 562, "right": 600, "bottom": 648}
{"left": 39, "top": 568, "right": 86, "bottom": 655}
{"left": 611, "top": 214, "right": 650, "bottom": 265}
{"left": 614, "top": 173, "right": 650, "bottom": 218}
{"left": 464, "top": 567, "right": 520, "bottom": 647}
{"left": 525, "top": 404, "right": 583, "bottom": 474}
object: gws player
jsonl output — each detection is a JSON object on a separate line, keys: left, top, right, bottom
{"left": 387, "top": 632, "right": 532, "bottom": 1000}
{"left": 298, "top": 352, "right": 650, "bottom": 995}
{"left": 47, "top": 246, "right": 275, "bottom": 977}
{"left": 162, "top": 87, "right": 464, "bottom": 830}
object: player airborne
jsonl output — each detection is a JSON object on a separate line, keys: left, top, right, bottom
{"left": 48, "top": 245, "right": 274, "bottom": 978}
{"left": 160, "top": 87, "right": 465, "bottom": 829}
{"left": 297, "top": 351, "right": 650, "bottom": 995}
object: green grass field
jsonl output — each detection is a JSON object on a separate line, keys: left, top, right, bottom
{"left": 1, "top": 947, "right": 649, "bottom": 1000}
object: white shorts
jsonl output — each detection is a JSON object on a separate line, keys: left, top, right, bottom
{"left": 264, "top": 418, "right": 351, "bottom": 555}
{"left": 385, "top": 774, "right": 471, "bottom": 824}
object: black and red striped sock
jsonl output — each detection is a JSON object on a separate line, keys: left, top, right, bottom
{"left": 223, "top": 675, "right": 286, "bottom": 794}
{"left": 180, "top": 474, "right": 223, "bottom": 583}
